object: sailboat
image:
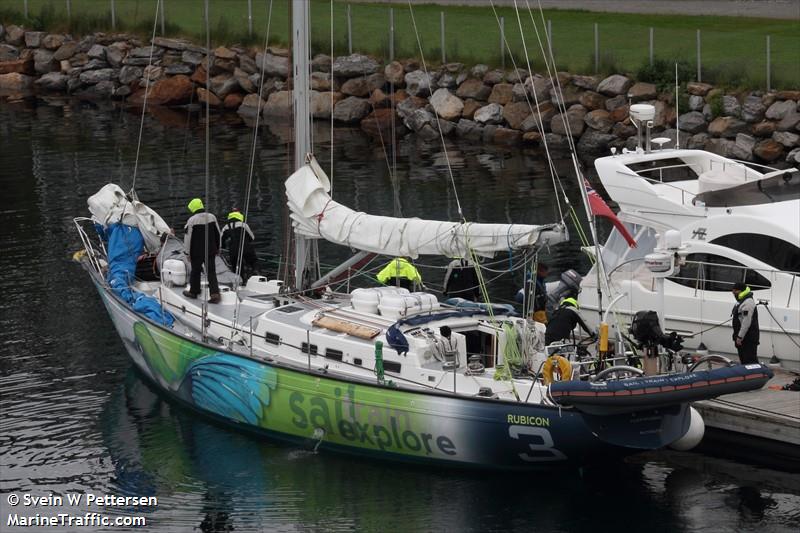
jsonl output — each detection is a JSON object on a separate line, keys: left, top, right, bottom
{"left": 73, "top": 1, "right": 773, "bottom": 468}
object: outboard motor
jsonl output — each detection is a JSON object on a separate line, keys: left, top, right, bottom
{"left": 547, "top": 269, "right": 583, "bottom": 311}
{"left": 630, "top": 310, "right": 684, "bottom": 375}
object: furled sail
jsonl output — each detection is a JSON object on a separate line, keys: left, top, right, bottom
{"left": 286, "top": 158, "right": 568, "bottom": 258}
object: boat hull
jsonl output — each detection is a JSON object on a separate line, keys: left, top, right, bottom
{"left": 91, "top": 274, "right": 694, "bottom": 469}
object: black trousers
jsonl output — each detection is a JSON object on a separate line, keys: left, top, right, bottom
{"left": 736, "top": 340, "right": 759, "bottom": 365}
{"left": 228, "top": 247, "right": 258, "bottom": 277}
{"left": 189, "top": 255, "right": 219, "bottom": 295}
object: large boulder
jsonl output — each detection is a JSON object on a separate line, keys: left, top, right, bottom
{"left": 777, "top": 109, "right": 800, "bottom": 132}
{"left": 753, "top": 139, "right": 784, "bottom": 161}
{"left": 403, "top": 108, "right": 435, "bottom": 132}
{"left": 461, "top": 98, "right": 481, "bottom": 120}
{"left": 311, "top": 54, "right": 331, "bottom": 73}
{"left": 361, "top": 108, "right": 403, "bottom": 137}
{"left": 262, "top": 90, "right": 292, "bottom": 119}
{"left": 147, "top": 74, "right": 193, "bottom": 105}
{"left": 237, "top": 93, "right": 264, "bottom": 118}
{"left": 741, "top": 95, "right": 765, "bottom": 123}
{"left": 678, "top": 111, "right": 707, "bottom": 133}
{"left": 333, "top": 96, "right": 371, "bottom": 123}
{"left": 584, "top": 109, "right": 613, "bottom": 133}
{"left": 765, "top": 100, "right": 795, "bottom": 120}
{"left": 255, "top": 52, "right": 288, "bottom": 78}
{"left": 340, "top": 77, "right": 370, "bottom": 97}
{"left": 707, "top": 116, "right": 747, "bottom": 138}
{"left": 53, "top": 41, "right": 79, "bottom": 61}
{"left": 577, "top": 130, "right": 616, "bottom": 158}
{"left": 404, "top": 70, "right": 434, "bottom": 97}
{"left": 551, "top": 105, "right": 587, "bottom": 137}
{"left": 493, "top": 127, "right": 522, "bottom": 145}
{"left": 502, "top": 101, "right": 531, "bottom": 130}
{"left": 688, "top": 95, "right": 704, "bottom": 111}
{"left": 5, "top": 26, "right": 25, "bottom": 46}
{"left": 105, "top": 42, "right": 128, "bottom": 67}
{"left": 773, "top": 131, "right": 800, "bottom": 148}
{"left": 384, "top": 61, "right": 404, "bottom": 85}
{"left": 430, "top": 88, "right": 464, "bottom": 121}
{"left": 550, "top": 85, "right": 582, "bottom": 108}
{"left": 209, "top": 73, "right": 239, "bottom": 99}
{"left": 0, "top": 44, "right": 19, "bottom": 62}
{"left": 197, "top": 87, "right": 221, "bottom": 107}
{"left": 24, "top": 31, "right": 45, "bottom": 48}
{"left": 332, "top": 54, "right": 379, "bottom": 77}
{"left": 520, "top": 102, "right": 556, "bottom": 132}
{"left": 182, "top": 50, "right": 204, "bottom": 66}
{"left": 628, "top": 82, "right": 657, "bottom": 101}
{"left": 87, "top": 44, "right": 107, "bottom": 60}
{"left": 79, "top": 68, "right": 115, "bottom": 85}
{"left": 473, "top": 103, "right": 504, "bottom": 125}
{"left": 33, "top": 49, "right": 56, "bottom": 74}
{"left": 41, "top": 34, "right": 66, "bottom": 50}
{"left": 483, "top": 69, "right": 504, "bottom": 85}
{"left": 752, "top": 120, "right": 777, "bottom": 137}
{"left": 488, "top": 83, "right": 513, "bottom": 105}
{"left": 579, "top": 91, "right": 606, "bottom": 111}
{"left": 786, "top": 147, "right": 800, "bottom": 165}
{"left": 686, "top": 82, "right": 713, "bottom": 96}
{"left": 572, "top": 75, "right": 599, "bottom": 91}
{"left": 34, "top": 72, "right": 67, "bottom": 91}
{"left": 456, "top": 78, "right": 490, "bottom": 100}
{"left": 0, "top": 72, "right": 34, "bottom": 90}
{"left": 597, "top": 74, "right": 632, "bottom": 96}
{"left": 735, "top": 133, "right": 757, "bottom": 156}
{"left": 310, "top": 90, "right": 342, "bottom": 119}
{"left": 456, "top": 119, "right": 483, "bottom": 141}
{"left": 722, "top": 95, "right": 741, "bottom": 117}
{"left": 118, "top": 65, "right": 142, "bottom": 86}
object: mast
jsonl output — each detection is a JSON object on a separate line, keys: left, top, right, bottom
{"left": 292, "top": 0, "right": 313, "bottom": 290}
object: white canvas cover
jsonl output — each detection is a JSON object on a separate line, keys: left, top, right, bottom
{"left": 286, "top": 160, "right": 567, "bottom": 258}
{"left": 88, "top": 184, "right": 171, "bottom": 252}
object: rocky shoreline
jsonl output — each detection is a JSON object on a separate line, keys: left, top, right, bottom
{"left": 1, "top": 26, "right": 799, "bottom": 165}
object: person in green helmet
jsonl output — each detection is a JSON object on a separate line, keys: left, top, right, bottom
{"left": 376, "top": 257, "right": 422, "bottom": 291}
{"left": 221, "top": 208, "right": 257, "bottom": 279}
{"left": 545, "top": 295, "right": 594, "bottom": 345}
{"left": 183, "top": 198, "right": 221, "bottom": 303}
{"left": 731, "top": 282, "right": 760, "bottom": 364}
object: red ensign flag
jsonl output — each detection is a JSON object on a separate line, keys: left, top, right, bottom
{"left": 584, "top": 179, "right": 637, "bottom": 247}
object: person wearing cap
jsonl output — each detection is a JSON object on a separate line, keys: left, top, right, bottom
{"left": 731, "top": 282, "right": 760, "bottom": 364}
{"left": 545, "top": 296, "right": 595, "bottom": 345}
{"left": 221, "top": 208, "right": 257, "bottom": 279}
{"left": 183, "top": 198, "right": 221, "bottom": 303}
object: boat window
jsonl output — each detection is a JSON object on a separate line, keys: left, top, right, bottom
{"left": 301, "top": 342, "right": 318, "bottom": 355}
{"left": 710, "top": 233, "right": 800, "bottom": 274}
{"left": 265, "top": 332, "right": 281, "bottom": 345}
{"left": 462, "top": 330, "right": 495, "bottom": 368}
{"left": 383, "top": 360, "right": 402, "bottom": 373}
{"left": 669, "top": 253, "right": 772, "bottom": 291}
{"left": 325, "top": 348, "right": 343, "bottom": 361}
{"left": 626, "top": 158, "right": 701, "bottom": 183}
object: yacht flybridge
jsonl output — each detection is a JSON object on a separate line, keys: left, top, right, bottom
{"left": 581, "top": 103, "right": 800, "bottom": 370}
{"left": 72, "top": 2, "right": 773, "bottom": 469}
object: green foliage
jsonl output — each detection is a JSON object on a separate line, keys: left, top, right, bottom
{"left": 707, "top": 92, "right": 724, "bottom": 118}
{"left": 636, "top": 58, "right": 694, "bottom": 91}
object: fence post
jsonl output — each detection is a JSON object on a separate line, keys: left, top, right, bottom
{"left": 696, "top": 29, "right": 702, "bottom": 82}
{"left": 594, "top": 23, "right": 599, "bottom": 73}
{"left": 389, "top": 8, "right": 394, "bottom": 61}
{"left": 347, "top": 4, "right": 353, "bottom": 55}
{"left": 441, "top": 12, "right": 446, "bottom": 64}
{"left": 110, "top": 0, "right": 116, "bottom": 30}
{"left": 499, "top": 16, "right": 505, "bottom": 69}
{"left": 547, "top": 19, "right": 553, "bottom": 54}
{"left": 248, "top": 0, "right": 253, "bottom": 37}
{"left": 159, "top": 0, "right": 166, "bottom": 35}
{"left": 649, "top": 27, "right": 654, "bottom": 66}
{"left": 23, "top": 0, "right": 28, "bottom": 18}
{"left": 766, "top": 35, "right": 771, "bottom": 92}
{"left": 66, "top": 0, "right": 71, "bottom": 20}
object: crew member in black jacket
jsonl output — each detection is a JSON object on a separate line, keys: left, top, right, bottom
{"left": 731, "top": 282, "right": 760, "bottom": 364}
{"left": 545, "top": 297, "right": 595, "bottom": 345}
{"left": 183, "top": 198, "right": 221, "bottom": 303}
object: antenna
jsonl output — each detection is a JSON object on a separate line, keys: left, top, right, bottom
{"left": 675, "top": 63, "right": 680, "bottom": 149}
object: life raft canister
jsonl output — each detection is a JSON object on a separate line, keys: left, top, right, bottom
{"left": 542, "top": 355, "right": 572, "bottom": 385}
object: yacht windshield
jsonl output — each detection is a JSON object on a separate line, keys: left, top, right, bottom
{"left": 711, "top": 233, "right": 800, "bottom": 274}
{"left": 626, "top": 158, "right": 701, "bottom": 183}
{"left": 603, "top": 224, "right": 658, "bottom": 273}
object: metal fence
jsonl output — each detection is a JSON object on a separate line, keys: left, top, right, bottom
{"left": 8, "top": 1, "right": 794, "bottom": 91}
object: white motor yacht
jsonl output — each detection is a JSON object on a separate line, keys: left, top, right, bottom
{"left": 580, "top": 104, "right": 800, "bottom": 370}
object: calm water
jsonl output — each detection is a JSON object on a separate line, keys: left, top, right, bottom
{"left": 1, "top": 100, "right": 798, "bottom": 532}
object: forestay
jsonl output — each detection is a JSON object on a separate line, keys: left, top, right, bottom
{"left": 286, "top": 158, "right": 568, "bottom": 258}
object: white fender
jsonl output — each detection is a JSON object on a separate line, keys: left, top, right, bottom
{"left": 670, "top": 406, "right": 705, "bottom": 451}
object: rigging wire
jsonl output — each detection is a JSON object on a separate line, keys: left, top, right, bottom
{"left": 405, "top": 0, "right": 464, "bottom": 222}
{"left": 130, "top": 0, "right": 163, "bottom": 194}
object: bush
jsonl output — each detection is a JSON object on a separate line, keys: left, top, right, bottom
{"left": 636, "top": 58, "right": 694, "bottom": 92}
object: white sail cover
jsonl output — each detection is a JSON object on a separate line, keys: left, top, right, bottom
{"left": 286, "top": 160, "right": 567, "bottom": 258}
{"left": 88, "top": 184, "right": 171, "bottom": 252}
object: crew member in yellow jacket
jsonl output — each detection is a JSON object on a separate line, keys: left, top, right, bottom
{"left": 376, "top": 257, "right": 422, "bottom": 291}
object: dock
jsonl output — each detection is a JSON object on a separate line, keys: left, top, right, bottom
{"left": 694, "top": 368, "right": 800, "bottom": 471}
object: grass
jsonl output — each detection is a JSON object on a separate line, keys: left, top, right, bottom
{"left": 2, "top": 0, "right": 798, "bottom": 89}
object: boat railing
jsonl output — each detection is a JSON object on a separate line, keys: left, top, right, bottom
{"left": 73, "top": 217, "right": 107, "bottom": 276}
{"left": 616, "top": 169, "right": 700, "bottom": 206}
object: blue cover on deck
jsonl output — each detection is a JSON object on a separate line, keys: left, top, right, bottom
{"left": 106, "top": 224, "right": 174, "bottom": 327}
